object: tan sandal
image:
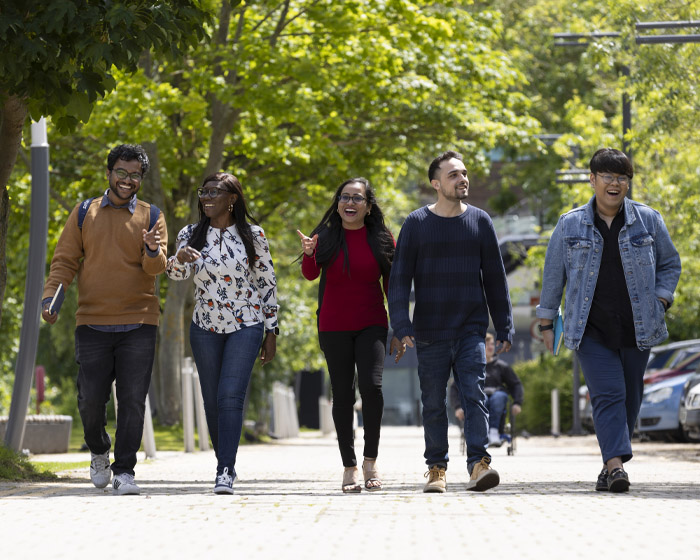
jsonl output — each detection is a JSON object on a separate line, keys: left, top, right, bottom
{"left": 342, "top": 467, "right": 361, "bottom": 493}
{"left": 362, "top": 459, "right": 382, "bottom": 492}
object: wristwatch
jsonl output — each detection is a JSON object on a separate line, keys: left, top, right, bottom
{"left": 267, "top": 327, "right": 280, "bottom": 336}
{"left": 538, "top": 323, "right": 554, "bottom": 332}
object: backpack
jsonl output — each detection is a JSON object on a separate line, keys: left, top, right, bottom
{"left": 77, "top": 197, "right": 160, "bottom": 231}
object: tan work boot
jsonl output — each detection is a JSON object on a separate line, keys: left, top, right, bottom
{"left": 466, "top": 456, "right": 499, "bottom": 492}
{"left": 423, "top": 465, "right": 447, "bottom": 493}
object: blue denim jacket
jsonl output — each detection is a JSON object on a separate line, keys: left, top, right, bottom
{"left": 536, "top": 195, "right": 681, "bottom": 351}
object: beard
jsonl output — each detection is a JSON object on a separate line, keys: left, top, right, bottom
{"left": 109, "top": 182, "right": 138, "bottom": 201}
{"left": 440, "top": 185, "right": 468, "bottom": 201}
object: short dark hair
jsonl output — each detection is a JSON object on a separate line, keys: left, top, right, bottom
{"left": 428, "top": 150, "right": 463, "bottom": 182}
{"left": 589, "top": 148, "right": 633, "bottom": 178}
{"left": 107, "top": 144, "right": 150, "bottom": 175}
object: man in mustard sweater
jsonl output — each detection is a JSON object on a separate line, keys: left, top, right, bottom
{"left": 42, "top": 144, "right": 168, "bottom": 495}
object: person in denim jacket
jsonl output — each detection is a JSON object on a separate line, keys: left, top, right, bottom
{"left": 537, "top": 148, "right": 681, "bottom": 493}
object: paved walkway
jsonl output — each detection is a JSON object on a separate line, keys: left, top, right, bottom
{"left": 1, "top": 426, "right": 699, "bottom": 559}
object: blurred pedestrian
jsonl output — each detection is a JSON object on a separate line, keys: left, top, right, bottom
{"left": 298, "top": 177, "right": 398, "bottom": 493}
{"left": 42, "top": 144, "right": 167, "bottom": 495}
{"left": 389, "top": 150, "right": 514, "bottom": 493}
{"left": 450, "top": 333, "right": 523, "bottom": 447}
{"left": 166, "top": 172, "right": 278, "bottom": 494}
{"left": 537, "top": 148, "right": 681, "bottom": 492}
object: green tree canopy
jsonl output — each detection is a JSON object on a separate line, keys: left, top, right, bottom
{"left": 501, "top": 0, "right": 700, "bottom": 340}
{"left": 0, "top": 0, "right": 212, "bottom": 324}
{"left": 3, "top": 0, "right": 541, "bottom": 421}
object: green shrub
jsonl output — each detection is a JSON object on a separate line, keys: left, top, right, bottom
{"left": 515, "top": 350, "right": 583, "bottom": 435}
{"left": 0, "top": 444, "right": 57, "bottom": 481}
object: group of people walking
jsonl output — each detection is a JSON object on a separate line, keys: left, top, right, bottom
{"left": 41, "top": 144, "right": 680, "bottom": 497}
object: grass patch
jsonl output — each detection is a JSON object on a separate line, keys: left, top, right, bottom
{"left": 68, "top": 421, "right": 201, "bottom": 452}
{"left": 0, "top": 445, "right": 57, "bottom": 481}
{"left": 68, "top": 420, "right": 263, "bottom": 452}
{"left": 31, "top": 461, "right": 91, "bottom": 474}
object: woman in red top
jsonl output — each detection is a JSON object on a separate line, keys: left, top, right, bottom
{"left": 298, "top": 178, "right": 402, "bottom": 493}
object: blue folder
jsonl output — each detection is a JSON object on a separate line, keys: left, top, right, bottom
{"left": 553, "top": 313, "right": 564, "bottom": 356}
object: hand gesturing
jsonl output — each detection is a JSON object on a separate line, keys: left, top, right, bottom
{"left": 296, "top": 229, "right": 318, "bottom": 256}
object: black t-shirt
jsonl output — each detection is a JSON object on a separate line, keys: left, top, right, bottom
{"left": 585, "top": 206, "right": 636, "bottom": 349}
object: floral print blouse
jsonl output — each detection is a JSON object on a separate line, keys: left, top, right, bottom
{"left": 166, "top": 223, "right": 278, "bottom": 334}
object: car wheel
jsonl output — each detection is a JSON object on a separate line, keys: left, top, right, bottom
{"left": 681, "top": 425, "right": 700, "bottom": 443}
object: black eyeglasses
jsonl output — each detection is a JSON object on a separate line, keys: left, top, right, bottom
{"left": 597, "top": 173, "right": 630, "bottom": 187}
{"left": 113, "top": 168, "right": 143, "bottom": 182}
{"left": 197, "top": 187, "right": 230, "bottom": 198}
{"left": 338, "top": 194, "right": 366, "bottom": 204}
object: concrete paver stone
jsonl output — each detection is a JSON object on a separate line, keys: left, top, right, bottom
{"left": 1, "top": 426, "right": 698, "bottom": 559}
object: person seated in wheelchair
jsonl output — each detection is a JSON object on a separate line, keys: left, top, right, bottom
{"left": 450, "top": 333, "right": 523, "bottom": 447}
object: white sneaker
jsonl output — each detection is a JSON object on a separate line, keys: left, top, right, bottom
{"left": 89, "top": 451, "right": 111, "bottom": 488}
{"left": 214, "top": 467, "right": 234, "bottom": 495}
{"left": 112, "top": 473, "right": 140, "bottom": 495}
{"left": 488, "top": 428, "right": 502, "bottom": 448}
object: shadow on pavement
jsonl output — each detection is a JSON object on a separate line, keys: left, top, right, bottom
{"left": 2, "top": 477, "right": 698, "bottom": 500}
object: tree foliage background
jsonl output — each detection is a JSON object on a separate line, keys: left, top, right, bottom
{"left": 1, "top": 0, "right": 698, "bottom": 429}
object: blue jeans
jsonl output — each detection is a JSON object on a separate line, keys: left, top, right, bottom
{"left": 576, "top": 335, "right": 650, "bottom": 464}
{"left": 75, "top": 325, "right": 157, "bottom": 476}
{"left": 416, "top": 333, "right": 489, "bottom": 473}
{"left": 190, "top": 321, "right": 263, "bottom": 476}
{"left": 487, "top": 390, "right": 509, "bottom": 431}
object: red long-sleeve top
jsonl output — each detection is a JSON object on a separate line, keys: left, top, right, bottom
{"left": 301, "top": 226, "right": 389, "bottom": 332}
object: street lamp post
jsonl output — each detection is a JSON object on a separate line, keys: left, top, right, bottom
{"left": 4, "top": 119, "right": 50, "bottom": 452}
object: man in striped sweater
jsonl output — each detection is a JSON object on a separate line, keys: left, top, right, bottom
{"left": 388, "top": 150, "right": 514, "bottom": 493}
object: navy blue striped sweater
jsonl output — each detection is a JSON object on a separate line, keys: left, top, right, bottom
{"left": 388, "top": 205, "right": 514, "bottom": 343}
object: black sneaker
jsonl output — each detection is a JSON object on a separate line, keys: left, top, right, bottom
{"left": 607, "top": 468, "right": 630, "bottom": 493}
{"left": 595, "top": 467, "right": 609, "bottom": 492}
{"left": 214, "top": 467, "right": 234, "bottom": 495}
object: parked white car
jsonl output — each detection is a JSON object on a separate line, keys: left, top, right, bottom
{"left": 679, "top": 373, "right": 700, "bottom": 440}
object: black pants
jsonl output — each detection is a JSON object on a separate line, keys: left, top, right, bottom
{"left": 75, "top": 325, "right": 157, "bottom": 476}
{"left": 319, "top": 326, "right": 387, "bottom": 467}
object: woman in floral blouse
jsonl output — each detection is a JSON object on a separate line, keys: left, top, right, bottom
{"left": 166, "top": 172, "right": 278, "bottom": 494}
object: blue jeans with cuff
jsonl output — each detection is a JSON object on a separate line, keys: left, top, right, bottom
{"left": 416, "top": 333, "right": 489, "bottom": 474}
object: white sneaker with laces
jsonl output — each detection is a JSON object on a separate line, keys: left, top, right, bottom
{"left": 90, "top": 451, "right": 111, "bottom": 488}
{"left": 214, "top": 467, "right": 234, "bottom": 495}
{"left": 488, "top": 427, "right": 502, "bottom": 448}
{"left": 112, "top": 473, "right": 140, "bottom": 495}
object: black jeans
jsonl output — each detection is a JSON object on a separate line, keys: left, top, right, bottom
{"left": 319, "top": 326, "right": 387, "bottom": 467}
{"left": 75, "top": 325, "right": 157, "bottom": 476}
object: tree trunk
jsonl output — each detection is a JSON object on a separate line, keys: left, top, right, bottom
{"left": 155, "top": 277, "right": 192, "bottom": 425}
{"left": 0, "top": 94, "right": 28, "bottom": 326}
{"left": 139, "top": 140, "right": 187, "bottom": 424}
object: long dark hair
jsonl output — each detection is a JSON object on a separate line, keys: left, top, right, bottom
{"left": 188, "top": 173, "right": 259, "bottom": 269}
{"left": 307, "top": 177, "right": 394, "bottom": 278}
